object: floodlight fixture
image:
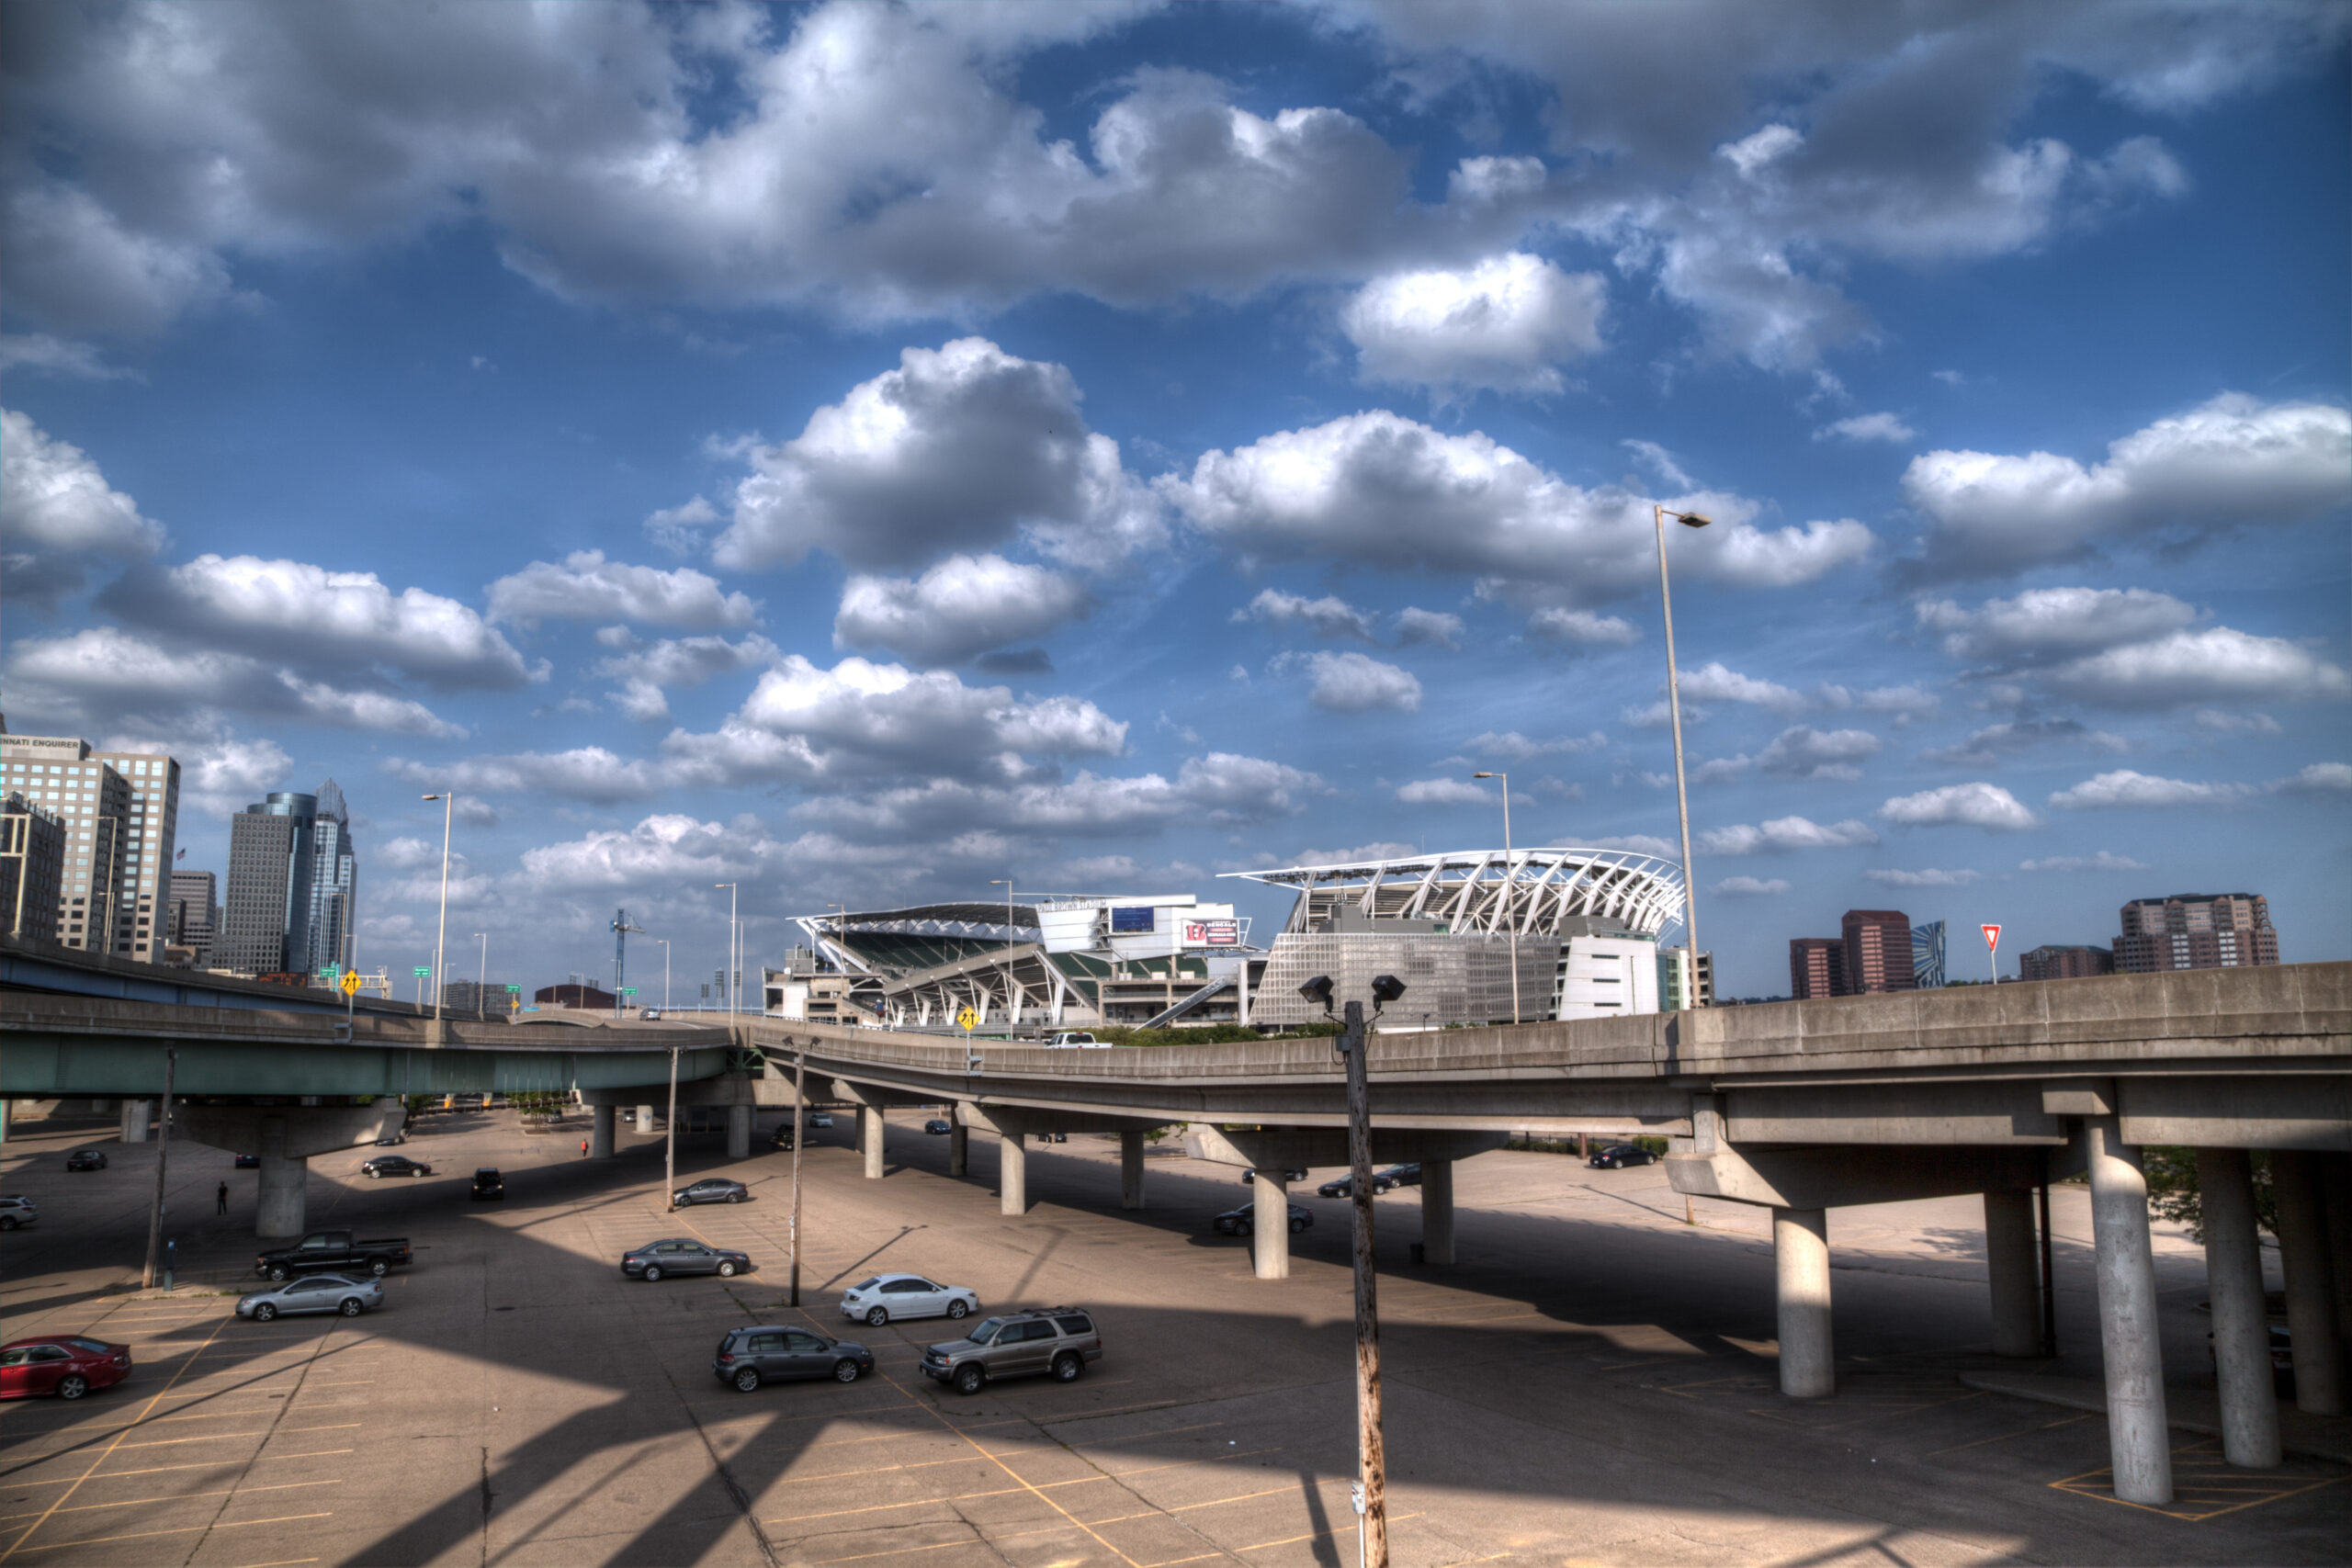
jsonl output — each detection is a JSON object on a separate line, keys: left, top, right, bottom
{"left": 1299, "top": 974, "right": 1335, "bottom": 1013}
{"left": 1369, "top": 974, "right": 1407, "bottom": 1009}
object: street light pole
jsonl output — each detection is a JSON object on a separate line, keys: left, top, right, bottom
{"left": 421, "top": 792, "right": 455, "bottom": 1020}
{"left": 990, "top": 877, "right": 1014, "bottom": 1036}
{"left": 470, "top": 931, "right": 487, "bottom": 1012}
{"left": 656, "top": 937, "right": 671, "bottom": 1012}
{"left": 1471, "top": 772, "right": 1518, "bottom": 1025}
{"left": 714, "top": 883, "right": 738, "bottom": 1018}
{"left": 1653, "top": 504, "right": 1713, "bottom": 1002}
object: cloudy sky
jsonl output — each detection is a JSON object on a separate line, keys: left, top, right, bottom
{"left": 4, "top": 0, "right": 2346, "bottom": 1000}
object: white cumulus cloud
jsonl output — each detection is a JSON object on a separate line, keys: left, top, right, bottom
{"left": 486, "top": 550, "right": 759, "bottom": 630}
{"left": 1712, "top": 875, "right": 1791, "bottom": 897}
{"left": 835, "top": 555, "right": 1090, "bottom": 667}
{"left": 1343, "top": 252, "right": 1606, "bottom": 395}
{"left": 1756, "top": 726, "right": 1881, "bottom": 779}
{"left": 1815, "top": 412, "right": 1915, "bottom": 444}
{"left": 1234, "top": 589, "right": 1375, "bottom": 641}
{"left": 1879, "top": 781, "right": 2040, "bottom": 829}
{"left": 1, "top": 407, "right": 165, "bottom": 604}
{"left": 1276, "top": 650, "right": 1422, "bottom": 713}
{"left": 1865, "top": 867, "right": 1983, "bottom": 887}
{"left": 1396, "top": 777, "right": 1491, "bottom": 806}
{"left": 1699, "top": 816, "right": 1879, "bottom": 854}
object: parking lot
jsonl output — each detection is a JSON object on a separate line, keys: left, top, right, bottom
{"left": 3, "top": 1105, "right": 2345, "bottom": 1567}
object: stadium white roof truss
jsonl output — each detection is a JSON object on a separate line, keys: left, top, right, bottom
{"left": 1226, "top": 849, "right": 1686, "bottom": 941}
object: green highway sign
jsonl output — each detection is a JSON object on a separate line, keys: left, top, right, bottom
{"left": 318, "top": 966, "right": 337, "bottom": 978}
{"left": 620, "top": 987, "right": 639, "bottom": 996}
{"left": 504, "top": 984, "right": 522, "bottom": 993}
{"left": 413, "top": 965, "right": 432, "bottom": 977}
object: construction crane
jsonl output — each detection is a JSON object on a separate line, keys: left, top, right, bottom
{"left": 610, "top": 908, "right": 645, "bottom": 1015}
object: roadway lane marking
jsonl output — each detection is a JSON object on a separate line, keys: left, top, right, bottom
{"left": 0, "top": 1480, "right": 341, "bottom": 1521}
{"left": 2051, "top": 1440, "right": 2350, "bottom": 1521}
{"left": 2, "top": 1512, "right": 333, "bottom": 1553}
{"left": 0, "top": 1308, "right": 232, "bottom": 1562}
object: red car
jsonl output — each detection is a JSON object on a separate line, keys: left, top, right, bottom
{"left": 0, "top": 1337, "right": 132, "bottom": 1401}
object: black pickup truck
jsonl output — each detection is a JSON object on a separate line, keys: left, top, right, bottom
{"left": 254, "top": 1229, "right": 413, "bottom": 1281}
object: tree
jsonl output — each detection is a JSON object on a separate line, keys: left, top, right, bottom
{"left": 2142, "top": 1146, "right": 2275, "bottom": 1244}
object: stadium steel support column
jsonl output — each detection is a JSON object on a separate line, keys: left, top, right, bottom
{"left": 2086, "top": 1116, "right": 2171, "bottom": 1505}
{"left": 1252, "top": 1169, "right": 1289, "bottom": 1280}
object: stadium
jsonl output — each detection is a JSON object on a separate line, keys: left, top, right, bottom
{"left": 776, "top": 847, "right": 1696, "bottom": 1032}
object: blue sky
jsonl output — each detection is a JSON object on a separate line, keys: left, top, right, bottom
{"left": 4, "top": 0, "right": 2346, "bottom": 1000}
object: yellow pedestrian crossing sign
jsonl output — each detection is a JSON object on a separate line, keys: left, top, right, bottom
{"left": 956, "top": 1006, "right": 979, "bottom": 1032}
{"left": 339, "top": 969, "right": 362, "bottom": 997}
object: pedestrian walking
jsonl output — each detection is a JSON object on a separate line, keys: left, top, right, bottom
{"left": 581, "top": 1137, "right": 589, "bottom": 1158}
{"left": 215, "top": 1180, "right": 228, "bottom": 1215}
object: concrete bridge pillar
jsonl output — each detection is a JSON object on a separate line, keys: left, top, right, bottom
{"left": 2272, "top": 1149, "right": 2346, "bottom": 1415}
{"left": 119, "top": 1100, "right": 153, "bottom": 1143}
{"left": 255, "top": 1115, "right": 305, "bottom": 1238}
{"left": 1120, "top": 1131, "right": 1145, "bottom": 1210}
{"left": 726, "top": 1104, "right": 752, "bottom": 1161}
{"left": 999, "top": 1134, "right": 1026, "bottom": 1215}
{"left": 590, "top": 1104, "right": 616, "bottom": 1159}
{"left": 636, "top": 1104, "right": 655, "bottom": 1133}
{"left": 2086, "top": 1116, "right": 2171, "bottom": 1505}
{"left": 948, "top": 1122, "right": 968, "bottom": 1178}
{"left": 1252, "top": 1170, "right": 1289, "bottom": 1280}
{"left": 1420, "top": 1158, "right": 1455, "bottom": 1266}
{"left": 1774, "top": 1206, "right": 1832, "bottom": 1398}
{"left": 860, "top": 1107, "right": 885, "bottom": 1179}
{"left": 2198, "top": 1147, "right": 2280, "bottom": 1468}
{"left": 1983, "top": 1188, "right": 2041, "bottom": 1358}
{"left": 0, "top": 1098, "right": 11, "bottom": 1146}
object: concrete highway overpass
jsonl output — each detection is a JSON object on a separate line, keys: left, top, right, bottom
{"left": 5, "top": 942, "right": 2346, "bottom": 1508}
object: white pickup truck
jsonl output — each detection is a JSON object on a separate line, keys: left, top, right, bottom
{"left": 1043, "top": 1032, "right": 1105, "bottom": 1048}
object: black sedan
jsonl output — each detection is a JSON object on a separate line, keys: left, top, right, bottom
{"left": 1213, "top": 1203, "right": 1313, "bottom": 1236}
{"left": 923, "top": 1119, "right": 954, "bottom": 1135}
{"left": 1240, "top": 1167, "right": 1307, "bottom": 1187}
{"left": 360, "top": 1155, "right": 434, "bottom": 1178}
{"left": 64, "top": 1150, "right": 108, "bottom": 1171}
{"left": 769, "top": 1126, "right": 797, "bottom": 1151}
{"left": 1378, "top": 1163, "right": 1422, "bottom": 1188}
{"left": 1317, "top": 1169, "right": 1408, "bottom": 1199}
{"left": 623, "top": 1238, "right": 752, "bottom": 1280}
{"left": 715, "top": 1325, "right": 873, "bottom": 1391}
{"left": 470, "top": 1168, "right": 504, "bottom": 1201}
{"left": 673, "top": 1177, "right": 749, "bottom": 1207}
{"left": 1588, "top": 1144, "right": 1657, "bottom": 1169}
{"left": 233, "top": 1154, "right": 260, "bottom": 1169}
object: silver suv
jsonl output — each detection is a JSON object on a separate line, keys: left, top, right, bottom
{"left": 922, "top": 1306, "right": 1102, "bottom": 1395}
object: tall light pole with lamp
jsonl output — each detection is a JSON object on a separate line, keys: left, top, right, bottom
{"left": 1470, "top": 771, "right": 1519, "bottom": 1026}
{"left": 1653, "top": 504, "right": 1713, "bottom": 1004}
{"left": 420, "top": 792, "right": 455, "bottom": 1020}
{"left": 989, "top": 877, "right": 1015, "bottom": 1034}
{"left": 469, "top": 931, "right": 487, "bottom": 1011}
{"left": 714, "top": 882, "right": 738, "bottom": 1018}
{"left": 655, "top": 936, "right": 672, "bottom": 1012}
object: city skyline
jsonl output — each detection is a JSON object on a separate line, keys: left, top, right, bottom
{"left": 3, "top": 4, "right": 2346, "bottom": 998}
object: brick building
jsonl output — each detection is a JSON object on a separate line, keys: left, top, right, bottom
{"left": 2112, "top": 894, "right": 2278, "bottom": 973}
{"left": 1842, "top": 909, "right": 1917, "bottom": 994}
{"left": 1789, "top": 937, "right": 1846, "bottom": 999}
{"left": 2019, "top": 943, "right": 2117, "bottom": 982}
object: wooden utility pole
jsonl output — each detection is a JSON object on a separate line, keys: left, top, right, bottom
{"left": 140, "top": 1047, "right": 176, "bottom": 1290}
{"left": 1340, "top": 999, "right": 1387, "bottom": 1568}
{"left": 788, "top": 1047, "right": 807, "bottom": 1306}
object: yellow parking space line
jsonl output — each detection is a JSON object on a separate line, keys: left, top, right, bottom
{"left": 1079, "top": 1422, "right": 1228, "bottom": 1450}
{"left": 228, "top": 1559, "right": 319, "bottom": 1567}
{"left": 774, "top": 1456, "right": 1000, "bottom": 1487}
{"left": 767, "top": 1485, "right": 1028, "bottom": 1525}
{"left": 3, "top": 1512, "right": 333, "bottom": 1554}
{"left": 801, "top": 1420, "right": 1025, "bottom": 1453}
{"left": 1088, "top": 1484, "right": 1301, "bottom": 1525}
{"left": 2, "top": 1452, "right": 354, "bottom": 1488}
{"left": 1923, "top": 1413, "right": 2091, "bottom": 1458}
{"left": 1094, "top": 1450, "right": 1283, "bottom": 1482}
{"left": 803, "top": 1522, "right": 1079, "bottom": 1564}
{"left": 1180, "top": 1512, "right": 1424, "bottom": 1562}
{"left": 0, "top": 1479, "right": 341, "bottom": 1521}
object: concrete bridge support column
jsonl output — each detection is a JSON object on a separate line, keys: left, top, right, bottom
{"left": 1420, "top": 1158, "right": 1456, "bottom": 1266}
{"left": 1774, "top": 1206, "right": 1832, "bottom": 1399}
{"left": 119, "top": 1100, "right": 153, "bottom": 1143}
{"left": 2272, "top": 1149, "right": 2346, "bottom": 1416}
{"left": 590, "top": 1104, "right": 616, "bottom": 1159}
{"left": 860, "top": 1107, "right": 885, "bottom": 1179}
{"left": 255, "top": 1115, "right": 304, "bottom": 1238}
{"left": 1983, "top": 1188, "right": 2041, "bottom": 1358}
{"left": 0, "top": 1098, "right": 11, "bottom": 1147}
{"left": 1251, "top": 1170, "right": 1289, "bottom": 1280}
{"left": 948, "top": 1122, "right": 968, "bottom": 1178}
{"left": 636, "top": 1104, "right": 655, "bottom": 1133}
{"left": 726, "top": 1104, "right": 752, "bottom": 1161}
{"left": 999, "top": 1134, "right": 1027, "bottom": 1215}
{"left": 1120, "top": 1132, "right": 1146, "bottom": 1210}
{"left": 2198, "top": 1147, "right": 2280, "bottom": 1468}
{"left": 2086, "top": 1116, "right": 2171, "bottom": 1505}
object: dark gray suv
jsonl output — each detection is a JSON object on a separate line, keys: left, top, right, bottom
{"left": 921, "top": 1306, "right": 1102, "bottom": 1395}
{"left": 713, "top": 1325, "right": 874, "bottom": 1392}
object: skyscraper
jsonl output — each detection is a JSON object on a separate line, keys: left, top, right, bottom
{"left": 2113, "top": 894, "right": 2278, "bottom": 972}
{"left": 0, "top": 733, "right": 178, "bottom": 960}
{"left": 304, "top": 779, "right": 358, "bottom": 976}
{"left": 167, "top": 869, "right": 218, "bottom": 962}
{"left": 1789, "top": 937, "right": 1846, "bottom": 999}
{"left": 1841, "top": 908, "right": 1916, "bottom": 994}
{"left": 220, "top": 793, "right": 319, "bottom": 976}
{"left": 2, "top": 792, "right": 67, "bottom": 941}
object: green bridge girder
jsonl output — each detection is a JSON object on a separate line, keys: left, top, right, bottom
{"left": 1, "top": 1031, "right": 733, "bottom": 1100}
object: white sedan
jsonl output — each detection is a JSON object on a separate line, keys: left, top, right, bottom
{"left": 839, "top": 1272, "right": 979, "bottom": 1327}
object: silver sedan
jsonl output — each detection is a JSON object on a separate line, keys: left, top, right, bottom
{"left": 236, "top": 1274, "right": 385, "bottom": 1321}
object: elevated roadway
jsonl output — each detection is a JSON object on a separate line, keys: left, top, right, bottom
{"left": 5, "top": 950, "right": 2346, "bottom": 1507}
